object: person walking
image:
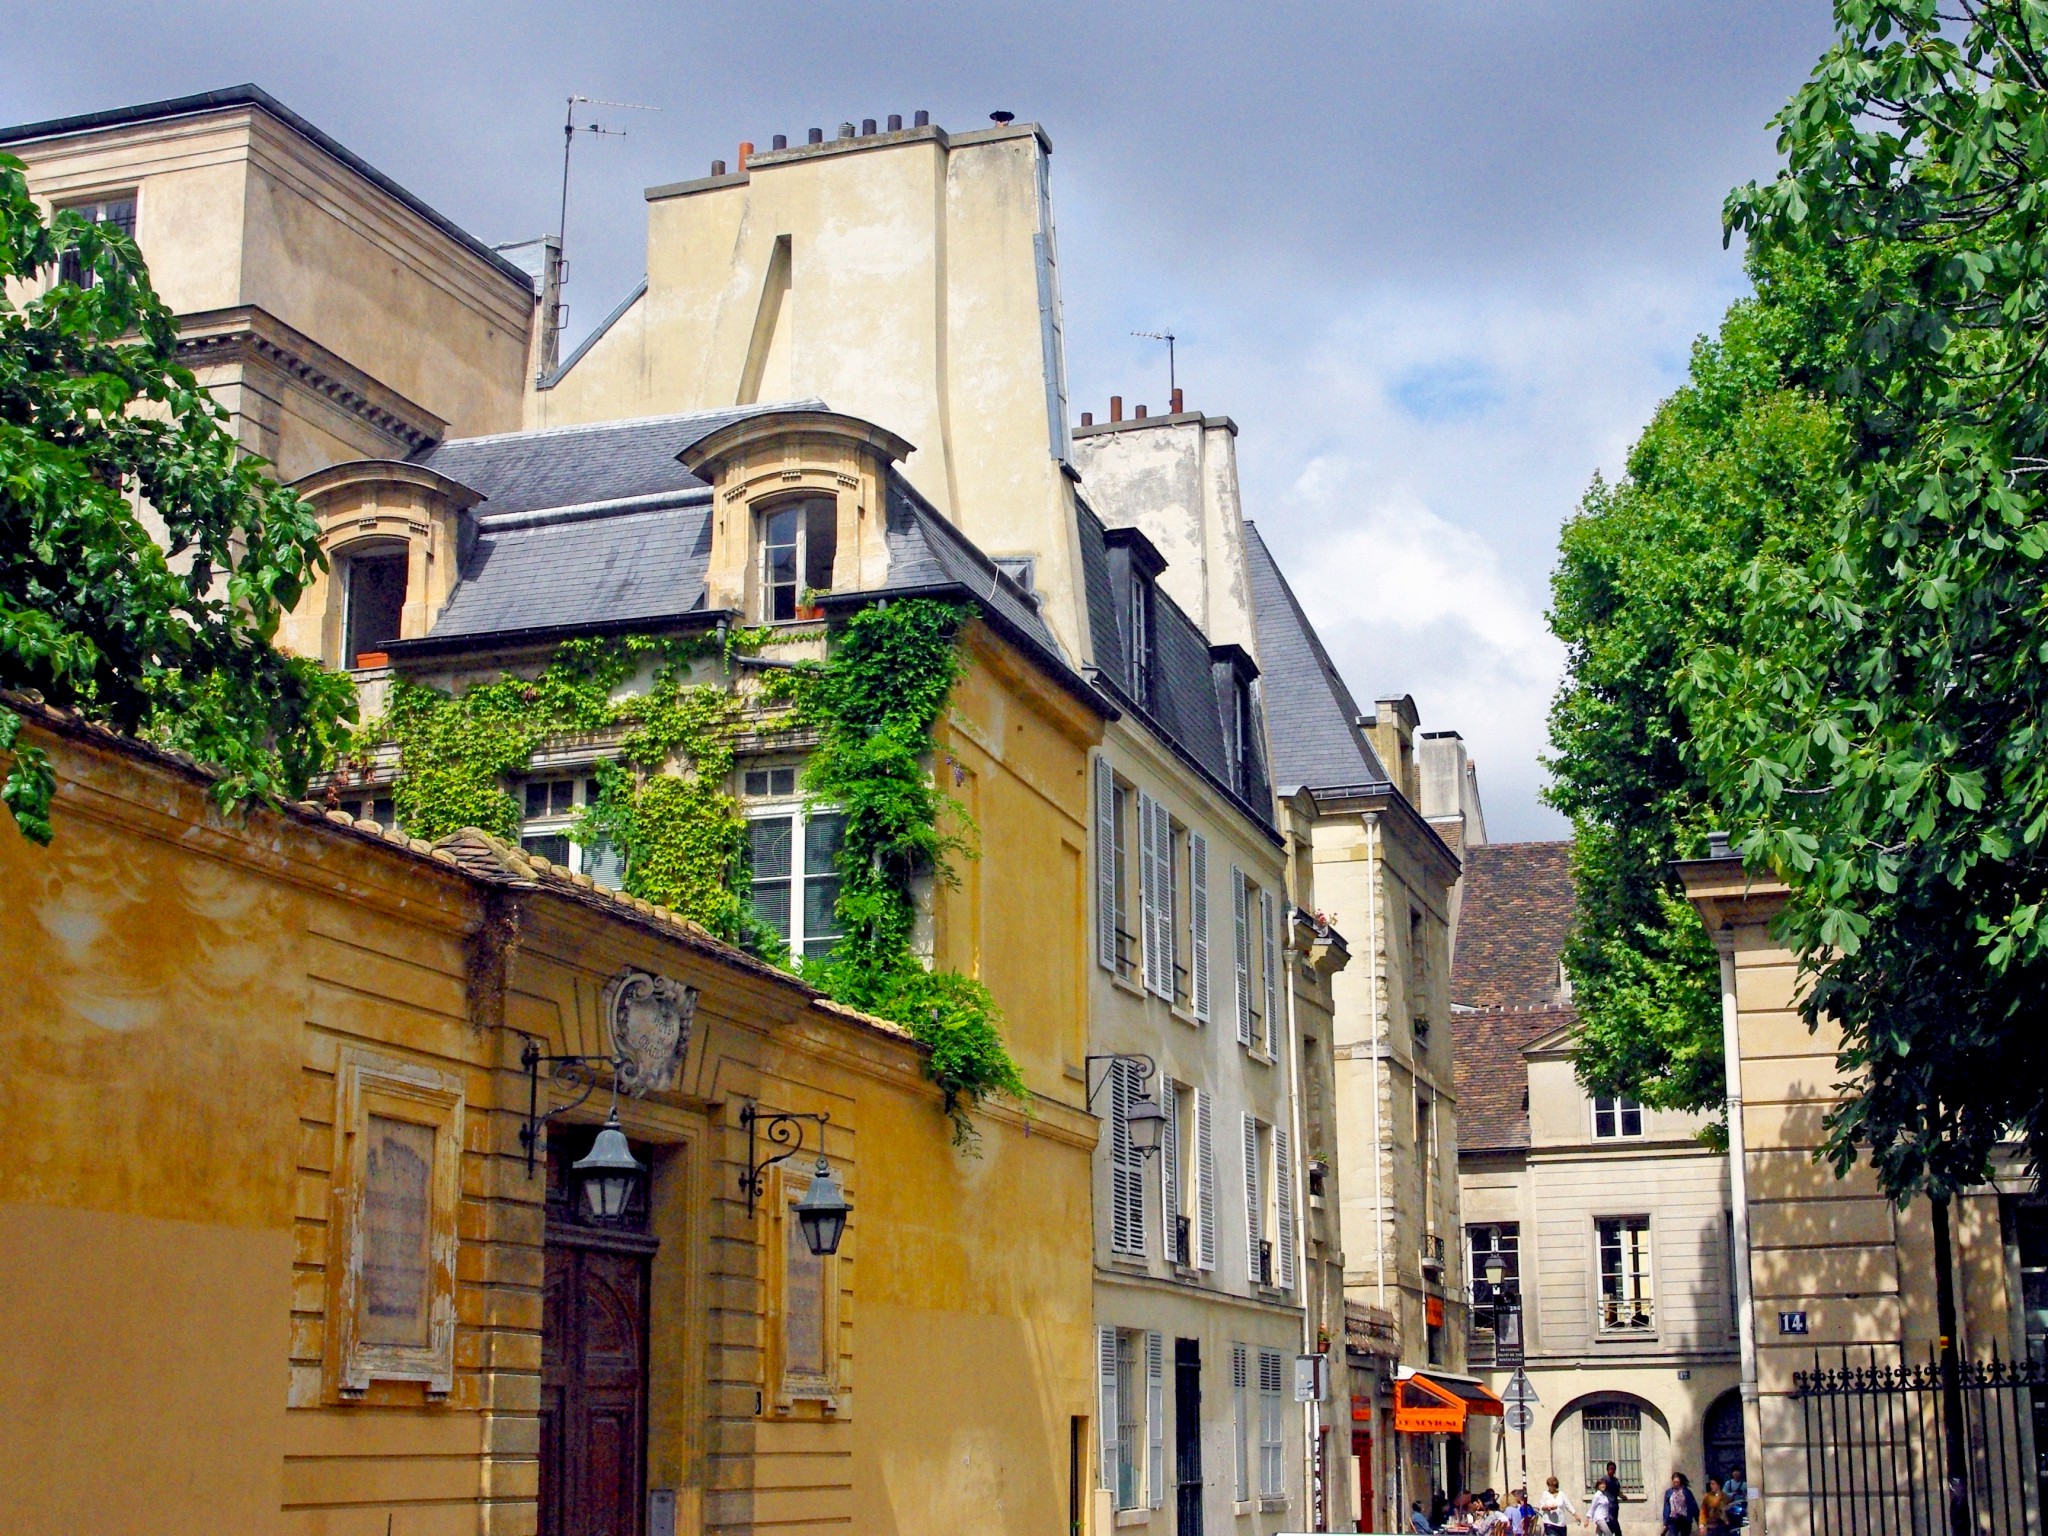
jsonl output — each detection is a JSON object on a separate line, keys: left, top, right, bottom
{"left": 1661, "top": 1472, "right": 1700, "bottom": 1536}
{"left": 1587, "top": 1481, "right": 1618, "bottom": 1536}
{"left": 1537, "top": 1474, "right": 1581, "bottom": 1536}
{"left": 1700, "top": 1477, "right": 1730, "bottom": 1534}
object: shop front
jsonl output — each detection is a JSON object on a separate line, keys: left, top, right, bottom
{"left": 1393, "top": 1369, "right": 1505, "bottom": 1516}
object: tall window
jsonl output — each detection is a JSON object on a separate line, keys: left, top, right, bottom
{"left": 1161, "top": 1080, "right": 1195, "bottom": 1266}
{"left": 1126, "top": 573, "right": 1154, "bottom": 706}
{"left": 1099, "top": 1327, "right": 1160, "bottom": 1512}
{"left": 1257, "top": 1347, "right": 1287, "bottom": 1499}
{"left": 1110, "top": 779, "right": 1135, "bottom": 979}
{"left": 1597, "top": 1216, "right": 1654, "bottom": 1330}
{"left": 1232, "top": 1343, "right": 1251, "bottom": 1501}
{"left": 759, "top": 499, "right": 836, "bottom": 622}
{"left": 746, "top": 804, "right": 844, "bottom": 962}
{"left": 343, "top": 547, "right": 408, "bottom": 666}
{"left": 1115, "top": 1330, "right": 1143, "bottom": 1510}
{"left": 55, "top": 193, "right": 136, "bottom": 288}
{"left": 1109, "top": 1058, "right": 1148, "bottom": 1257}
{"left": 520, "top": 774, "right": 624, "bottom": 886}
{"left": 1469, "top": 1221, "right": 1520, "bottom": 1313}
{"left": 1227, "top": 676, "right": 1258, "bottom": 797}
{"left": 1584, "top": 1403, "right": 1645, "bottom": 1495}
{"left": 1593, "top": 1095, "right": 1645, "bottom": 1139}
{"left": 1409, "top": 907, "right": 1431, "bottom": 1042}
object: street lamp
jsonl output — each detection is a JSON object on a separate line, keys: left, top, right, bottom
{"left": 793, "top": 1156, "right": 852, "bottom": 1257}
{"left": 571, "top": 1106, "right": 647, "bottom": 1223}
{"left": 1084, "top": 1053, "right": 1166, "bottom": 1158}
{"left": 1485, "top": 1251, "right": 1530, "bottom": 1493}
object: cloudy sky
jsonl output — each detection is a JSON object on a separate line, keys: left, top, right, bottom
{"left": 4, "top": 2, "right": 1839, "bottom": 837}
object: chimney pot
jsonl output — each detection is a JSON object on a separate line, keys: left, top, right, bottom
{"left": 861, "top": 118, "right": 877, "bottom": 135}
{"left": 808, "top": 127, "right": 823, "bottom": 145}
{"left": 1080, "top": 411, "right": 1094, "bottom": 427}
{"left": 1135, "top": 404, "right": 1148, "bottom": 420}
{"left": 1110, "top": 395, "right": 1123, "bottom": 423}
{"left": 737, "top": 141, "right": 753, "bottom": 170}
{"left": 838, "top": 122, "right": 856, "bottom": 140}
{"left": 1171, "top": 387, "right": 1184, "bottom": 413}
{"left": 990, "top": 110, "right": 1016, "bottom": 124}
{"left": 710, "top": 159, "right": 727, "bottom": 176}
{"left": 913, "top": 109, "right": 930, "bottom": 127}
{"left": 887, "top": 113, "right": 903, "bottom": 131}
{"left": 771, "top": 133, "right": 788, "bottom": 150}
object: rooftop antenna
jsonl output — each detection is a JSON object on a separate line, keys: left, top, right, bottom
{"left": 1133, "top": 330, "right": 1177, "bottom": 400}
{"left": 555, "top": 94, "right": 656, "bottom": 342}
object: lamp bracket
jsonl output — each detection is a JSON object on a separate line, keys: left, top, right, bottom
{"left": 518, "top": 1034, "right": 628, "bottom": 1177}
{"left": 1082, "top": 1051, "right": 1157, "bottom": 1110}
{"left": 740, "top": 1102, "right": 830, "bottom": 1215}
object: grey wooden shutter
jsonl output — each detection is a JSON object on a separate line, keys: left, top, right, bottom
{"left": 1275, "top": 1122, "right": 1296, "bottom": 1291}
{"left": 1232, "top": 1343, "right": 1250, "bottom": 1500}
{"left": 1147, "top": 1330, "right": 1165, "bottom": 1508}
{"left": 1160, "top": 1080, "right": 1180, "bottom": 1260}
{"left": 1261, "top": 886, "right": 1281, "bottom": 1055}
{"left": 1137, "top": 790, "right": 1162, "bottom": 994}
{"left": 1110, "top": 1060, "right": 1144, "bottom": 1255}
{"left": 1243, "top": 1112, "right": 1263, "bottom": 1282}
{"left": 1232, "top": 866, "right": 1252, "bottom": 1046}
{"left": 1149, "top": 798, "right": 1175, "bottom": 999}
{"left": 1099, "top": 1325, "right": 1120, "bottom": 1488}
{"left": 1196, "top": 1087, "right": 1217, "bottom": 1271}
{"left": 1095, "top": 756, "right": 1118, "bottom": 972}
{"left": 1189, "top": 832, "right": 1211, "bottom": 1021}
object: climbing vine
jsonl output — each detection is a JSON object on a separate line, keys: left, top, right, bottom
{"left": 353, "top": 600, "right": 1026, "bottom": 1142}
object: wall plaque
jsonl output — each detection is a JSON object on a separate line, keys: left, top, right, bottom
{"left": 603, "top": 970, "right": 698, "bottom": 1095}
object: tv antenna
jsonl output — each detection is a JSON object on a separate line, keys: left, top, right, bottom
{"left": 557, "top": 94, "right": 657, "bottom": 318}
{"left": 1133, "top": 330, "right": 1177, "bottom": 397}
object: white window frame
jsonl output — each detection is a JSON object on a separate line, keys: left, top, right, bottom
{"left": 744, "top": 798, "right": 846, "bottom": 963}
{"left": 1468, "top": 1221, "right": 1520, "bottom": 1315}
{"left": 55, "top": 191, "right": 138, "bottom": 289}
{"left": 757, "top": 496, "right": 837, "bottom": 623}
{"left": 1188, "top": 830, "right": 1211, "bottom": 1021}
{"left": 1100, "top": 1325, "right": 1156, "bottom": 1511}
{"left": 1232, "top": 1342, "right": 1251, "bottom": 1502}
{"left": 1592, "top": 1094, "right": 1646, "bottom": 1139}
{"left": 1257, "top": 1347, "right": 1287, "bottom": 1500}
{"left": 1243, "top": 1112, "right": 1268, "bottom": 1288}
{"left": 519, "top": 770, "right": 622, "bottom": 885}
{"left": 1596, "top": 1215, "right": 1655, "bottom": 1332}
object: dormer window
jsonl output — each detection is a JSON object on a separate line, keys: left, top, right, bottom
{"left": 1103, "top": 523, "right": 1167, "bottom": 710}
{"left": 1126, "top": 573, "right": 1154, "bottom": 705}
{"left": 760, "top": 498, "right": 837, "bottom": 622}
{"left": 343, "top": 545, "right": 408, "bottom": 668}
{"left": 1230, "top": 676, "right": 1256, "bottom": 796}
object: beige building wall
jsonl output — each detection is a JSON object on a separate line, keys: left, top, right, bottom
{"left": 3, "top": 90, "right": 534, "bottom": 480}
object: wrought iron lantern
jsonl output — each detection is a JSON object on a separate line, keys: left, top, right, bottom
{"left": 571, "top": 1106, "right": 645, "bottom": 1223}
{"left": 792, "top": 1155, "right": 852, "bottom": 1257}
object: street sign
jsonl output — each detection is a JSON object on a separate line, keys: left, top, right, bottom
{"left": 1494, "top": 1308, "right": 1525, "bottom": 1367}
{"left": 1504, "top": 1403, "right": 1535, "bottom": 1432}
{"left": 1294, "top": 1352, "right": 1328, "bottom": 1403}
{"left": 1500, "top": 1367, "right": 1540, "bottom": 1407}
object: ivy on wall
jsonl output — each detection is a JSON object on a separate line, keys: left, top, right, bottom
{"left": 354, "top": 601, "right": 1025, "bottom": 1142}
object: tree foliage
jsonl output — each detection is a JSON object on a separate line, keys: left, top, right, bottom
{"left": 1547, "top": 240, "right": 1855, "bottom": 1121}
{"left": 1698, "top": 0, "right": 2048, "bottom": 1196}
{"left": 0, "top": 153, "right": 352, "bottom": 843}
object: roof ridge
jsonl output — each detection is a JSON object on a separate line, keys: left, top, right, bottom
{"left": 427, "top": 398, "right": 826, "bottom": 451}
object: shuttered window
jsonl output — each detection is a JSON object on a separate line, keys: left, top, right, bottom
{"left": 1159, "top": 1079, "right": 1180, "bottom": 1262}
{"left": 1274, "top": 1123, "right": 1296, "bottom": 1292}
{"left": 1260, "top": 887, "right": 1282, "bottom": 1055}
{"left": 1195, "top": 1088, "right": 1217, "bottom": 1271}
{"left": 1232, "top": 866, "right": 1253, "bottom": 1045}
{"left": 1109, "top": 1058, "right": 1147, "bottom": 1256}
{"left": 1138, "top": 790, "right": 1174, "bottom": 999}
{"left": 1189, "top": 832, "right": 1211, "bottom": 1021}
{"left": 1099, "top": 1326, "right": 1120, "bottom": 1490}
{"left": 1095, "top": 756, "right": 1118, "bottom": 971}
{"left": 1147, "top": 1331, "right": 1165, "bottom": 1509}
{"left": 1243, "top": 1113, "right": 1264, "bottom": 1285}
{"left": 1232, "top": 1343, "right": 1251, "bottom": 1501}
{"left": 1258, "top": 1348, "right": 1287, "bottom": 1498}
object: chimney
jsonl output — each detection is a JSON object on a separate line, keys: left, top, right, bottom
{"left": 534, "top": 234, "right": 564, "bottom": 383}
{"left": 738, "top": 141, "right": 753, "bottom": 170}
{"left": 888, "top": 113, "right": 903, "bottom": 131}
{"left": 914, "top": 109, "right": 931, "bottom": 127}
{"left": 808, "top": 127, "right": 824, "bottom": 144}
{"left": 1135, "top": 404, "right": 1148, "bottom": 420}
{"left": 1080, "top": 411, "right": 1094, "bottom": 427}
{"left": 771, "top": 133, "right": 788, "bottom": 150}
{"left": 1363, "top": 695, "right": 1422, "bottom": 805}
{"left": 710, "top": 159, "right": 727, "bottom": 176}
{"left": 838, "top": 122, "right": 856, "bottom": 139}
{"left": 861, "top": 118, "right": 877, "bottom": 136}
{"left": 1110, "top": 395, "right": 1123, "bottom": 423}
{"left": 1171, "top": 387, "right": 1184, "bottom": 413}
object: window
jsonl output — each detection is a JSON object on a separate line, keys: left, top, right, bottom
{"left": 1229, "top": 677, "right": 1259, "bottom": 797}
{"left": 1186, "top": 829, "right": 1211, "bottom": 1021}
{"left": 1593, "top": 1095, "right": 1645, "bottom": 1139}
{"left": 1109, "top": 1058, "right": 1148, "bottom": 1257}
{"left": 746, "top": 806, "right": 845, "bottom": 962}
{"left": 1409, "top": 907, "right": 1431, "bottom": 1042}
{"left": 1167, "top": 820, "right": 1190, "bottom": 1006}
{"left": 766, "top": 1158, "right": 841, "bottom": 1408}
{"left": 520, "top": 774, "right": 624, "bottom": 887}
{"left": 759, "top": 498, "right": 837, "bottom": 622}
{"left": 1099, "top": 1327, "right": 1162, "bottom": 1511}
{"left": 1597, "top": 1216, "right": 1655, "bottom": 1330}
{"left": 1161, "top": 1080, "right": 1194, "bottom": 1266}
{"left": 1232, "top": 867, "right": 1263, "bottom": 1049}
{"left": 1258, "top": 1348, "right": 1287, "bottom": 1500}
{"left": 1094, "top": 759, "right": 1137, "bottom": 981}
{"left": 55, "top": 193, "right": 136, "bottom": 288}
{"left": 1584, "top": 1403, "right": 1645, "bottom": 1496}
{"left": 1137, "top": 789, "right": 1175, "bottom": 998}
{"left": 343, "top": 546, "right": 408, "bottom": 666}
{"left": 743, "top": 765, "right": 799, "bottom": 798}
{"left": 1243, "top": 1114, "right": 1269, "bottom": 1286}
{"left": 335, "top": 793, "right": 397, "bottom": 831}
{"left": 1468, "top": 1222, "right": 1520, "bottom": 1314}
{"left": 1232, "top": 1343, "right": 1251, "bottom": 1501}
{"left": 1126, "top": 572, "right": 1154, "bottom": 706}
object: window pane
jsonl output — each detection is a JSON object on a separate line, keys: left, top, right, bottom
{"left": 522, "top": 834, "right": 571, "bottom": 866}
{"left": 805, "top": 813, "right": 844, "bottom": 875}
{"left": 345, "top": 551, "right": 408, "bottom": 662}
{"left": 750, "top": 818, "right": 793, "bottom": 880}
{"left": 771, "top": 766, "right": 797, "bottom": 796}
{"left": 804, "top": 502, "right": 837, "bottom": 594}
{"left": 526, "top": 782, "right": 548, "bottom": 818}
{"left": 803, "top": 876, "right": 842, "bottom": 950}
{"left": 753, "top": 880, "right": 792, "bottom": 940}
{"left": 744, "top": 769, "right": 770, "bottom": 797}
{"left": 549, "top": 779, "right": 575, "bottom": 816}
{"left": 585, "top": 837, "right": 626, "bottom": 890}
{"left": 361, "top": 1115, "right": 435, "bottom": 1347}
{"left": 1620, "top": 1100, "right": 1643, "bottom": 1136}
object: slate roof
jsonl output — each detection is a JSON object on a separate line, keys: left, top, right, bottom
{"left": 1073, "top": 502, "right": 1276, "bottom": 830}
{"left": 1450, "top": 840, "right": 1578, "bottom": 1152}
{"left": 1241, "top": 521, "right": 1390, "bottom": 794}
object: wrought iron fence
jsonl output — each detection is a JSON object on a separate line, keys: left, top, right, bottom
{"left": 1793, "top": 1347, "right": 2045, "bottom": 1535}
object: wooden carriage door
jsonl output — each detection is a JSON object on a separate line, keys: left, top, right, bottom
{"left": 540, "top": 1137, "right": 655, "bottom": 1536}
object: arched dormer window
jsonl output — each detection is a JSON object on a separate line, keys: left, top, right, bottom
{"left": 759, "top": 496, "right": 838, "bottom": 623}
{"left": 339, "top": 540, "right": 409, "bottom": 668}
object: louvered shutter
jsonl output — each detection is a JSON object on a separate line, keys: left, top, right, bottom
{"left": 1099, "top": 1326, "right": 1120, "bottom": 1488}
{"left": 1147, "top": 1331, "right": 1165, "bottom": 1508}
{"left": 1231, "top": 1343, "right": 1251, "bottom": 1501}
{"left": 1275, "top": 1122, "right": 1296, "bottom": 1291}
{"left": 1195, "top": 1088, "right": 1217, "bottom": 1271}
{"left": 1160, "top": 1081, "right": 1180, "bottom": 1261}
{"left": 1110, "top": 1060, "right": 1144, "bottom": 1255}
{"left": 1189, "top": 832, "right": 1210, "bottom": 1021}
{"left": 1137, "top": 790, "right": 1162, "bottom": 994}
{"left": 1231, "top": 867, "right": 1252, "bottom": 1045}
{"left": 1261, "top": 886, "right": 1281, "bottom": 1055}
{"left": 1149, "top": 799, "right": 1175, "bottom": 1000}
{"left": 1243, "top": 1114, "right": 1263, "bottom": 1283}
{"left": 1095, "top": 757, "right": 1118, "bottom": 972}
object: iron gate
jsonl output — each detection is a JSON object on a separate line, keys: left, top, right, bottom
{"left": 1793, "top": 1347, "right": 2046, "bottom": 1534}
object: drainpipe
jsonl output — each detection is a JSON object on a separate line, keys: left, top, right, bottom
{"left": 1717, "top": 929, "right": 1763, "bottom": 1533}
{"left": 1367, "top": 812, "right": 1386, "bottom": 1312}
{"left": 1283, "top": 892, "right": 1320, "bottom": 1528}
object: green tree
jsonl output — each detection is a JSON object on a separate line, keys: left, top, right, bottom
{"left": 1546, "top": 240, "right": 1854, "bottom": 1122}
{"left": 0, "top": 154, "right": 351, "bottom": 843}
{"left": 1702, "top": 0, "right": 2048, "bottom": 1196}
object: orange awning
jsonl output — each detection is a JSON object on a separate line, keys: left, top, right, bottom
{"left": 1392, "top": 1372, "right": 1505, "bottom": 1436}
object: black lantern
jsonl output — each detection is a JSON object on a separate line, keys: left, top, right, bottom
{"left": 793, "top": 1156, "right": 852, "bottom": 1256}
{"left": 1125, "top": 1088, "right": 1167, "bottom": 1156}
{"left": 571, "top": 1107, "right": 646, "bottom": 1223}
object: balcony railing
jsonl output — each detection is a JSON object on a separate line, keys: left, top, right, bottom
{"left": 1113, "top": 927, "right": 1139, "bottom": 982}
{"left": 1174, "top": 1214, "right": 1192, "bottom": 1268}
{"left": 1258, "top": 1240, "right": 1274, "bottom": 1287}
{"left": 1420, "top": 1233, "right": 1445, "bottom": 1275}
{"left": 1599, "top": 1296, "right": 1655, "bottom": 1331}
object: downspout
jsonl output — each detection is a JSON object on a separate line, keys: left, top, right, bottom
{"left": 1717, "top": 929, "right": 1763, "bottom": 1532}
{"left": 1367, "top": 812, "right": 1386, "bottom": 1309}
{"left": 1283, "top": 890, "right": 1319, "bottom": 1528}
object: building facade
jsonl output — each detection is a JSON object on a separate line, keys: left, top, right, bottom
{"left": 1453, "top": 842, "right": 1740, "bottom": 1528}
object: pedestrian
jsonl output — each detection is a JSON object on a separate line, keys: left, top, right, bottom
{"left": 1661, "top": 1472, "right": 1699, "bottom": 1536}
{"left": 1701, "top": 1477, "right": 1729, "bottom": 1534}
{"left": 1412, "top": 1499, "right": 1436, "bottom": 1533}
{"left": 1720, "top": 1467, "right": 1747, "bottom": 1529}
{"left": 1509, "top": 1485, "right": 1540, "bottom": 1536}
{"left": 1432, "top": 1490, "right": 1452, "bottom": 1531}
{"left": 1587, "top": 1482, "right": 1618, "bottom": 1536}
{"left": 1537, "top": 1474, "right": 1581, "bottom": 1536}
